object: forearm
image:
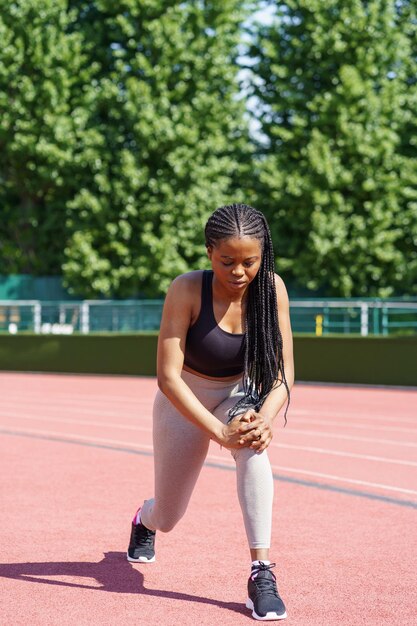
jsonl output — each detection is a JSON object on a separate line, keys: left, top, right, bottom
{"left": 158, "top": 374, "right": 223, "bottom": 442}
{"left": 259, "top": 378, "right": 293, "bottom": 422}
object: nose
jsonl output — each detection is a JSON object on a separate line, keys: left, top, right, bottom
{"left": 231, "top": 265, "right": 244, "bottom": 276}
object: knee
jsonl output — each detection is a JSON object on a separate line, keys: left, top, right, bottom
{"left": 231, "top": 446, "right": 269, "bottom": 465}
{"left": 231, "top": 445, "right": 258, "bottom": 461}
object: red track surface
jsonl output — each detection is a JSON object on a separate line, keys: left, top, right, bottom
{"left": 1, "top": 372, "right": 416, "bottom": 625}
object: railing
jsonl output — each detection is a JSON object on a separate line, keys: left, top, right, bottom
{"left": 289, "top": 299, "right": 417, "bottom": 336}
{"left": 1, "top": 298, "right": 417, "bottom": 336}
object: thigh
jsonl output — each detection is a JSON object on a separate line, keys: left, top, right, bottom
{"left": 212, "top": 387, "right": 248, "bottom": 425}
{"left": 152, "top": 390, "right": 210, "bottom": 506}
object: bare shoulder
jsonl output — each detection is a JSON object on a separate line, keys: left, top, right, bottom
{"left": 274, "top": 273, "right": 290, "bottom": 304}
{"left": 168, "top": 270, "right": 204, "bottom": 299}
{"left": 164, "top": 270, "right": 204, "bottom": 316}
{"left": 160, "top": 271, "right": 204, "bottom": 335}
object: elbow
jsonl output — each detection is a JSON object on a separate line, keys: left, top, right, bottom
{"left": 157, "top": 375, "right": 168, "bottom": 394}
{"left": 157, "top": 371, "right": 180, "bottom": 395}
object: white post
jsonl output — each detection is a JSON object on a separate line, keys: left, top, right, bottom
{"left": 360, "top": 303, "right": 369, "bottom": 337}
{"left": 33, "top": 302, "right": 42, "bottom": 334}
{"left": 81, "top": 302, "right": 90, "bottom": 334}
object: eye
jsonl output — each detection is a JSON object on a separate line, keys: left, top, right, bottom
{"left": 244, "top": 262, "right": 255, "bottom": 267}
{"left": 222, "top": 261, "right": 233, "bottom": 266}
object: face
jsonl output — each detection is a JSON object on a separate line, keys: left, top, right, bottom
{"left": 207, "top": 236, "right": 262, "bottom": 293}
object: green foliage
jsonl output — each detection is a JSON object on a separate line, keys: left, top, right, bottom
{"left": 0, "top": 0, "right": 88, "bottom": 274}
{"left": 61, "top": 0, "right": 251, "bottom": 296}
{"left": 1, "top": 0, "right": 416, "bottom": 298}
{"left": 248, "top": 0, "right": 417, "bottom": 296}
{"left": 0, "top": 1, "right": 250, "bottom": 296}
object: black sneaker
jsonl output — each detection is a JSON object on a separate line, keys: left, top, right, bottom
{"left": 127, "top": 512, "right": 156, "bottom": 563}
{"left": 246, "top": 562, "right": 287, "bottom": 621}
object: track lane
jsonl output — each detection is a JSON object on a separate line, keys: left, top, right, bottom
{"left": 1, "top": 373, "right": 416, "bottom": 502}
{"left": 2, "top": 431, "right": 416, "bottom": 625}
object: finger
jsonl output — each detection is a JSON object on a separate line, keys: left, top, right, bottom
{"left": 239, "top": 426, "right": 262, "bottom": 445}
{"left": 239, "top": 410, "right": 256, "bottom": 423}
{"left": 250, "top": 429, "right": 272, "bottom": 450}
{"left": 248, "top": 431, "right": 263, "bottom": 448}
{"left": 237, "top": 428, "right": 257, "bottom": 445}
{"left": 240, "top": 428, "right": 262, "bottom": 444}
{"left": 238, "top": 418, "right": 263, "bottom": 433}
{"left": 238, "top": 424, "right": 258, "bottom": 436}
{"left": 256, "top": 435, "right": 272, "bottom": 453}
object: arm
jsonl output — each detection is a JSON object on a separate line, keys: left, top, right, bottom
{"left": 238, "top": 274, "right": 295, "bottom": 452}
{"left": 157, "top": 274, "right": 255, "bottom": 448}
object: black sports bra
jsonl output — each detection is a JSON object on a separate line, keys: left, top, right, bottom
{"left": 184, "top": 270, "right": 245, "bottom": 377}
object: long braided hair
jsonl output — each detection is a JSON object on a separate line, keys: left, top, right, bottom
{"left": 205, "top": 203, "right": 290, "bottom": 423}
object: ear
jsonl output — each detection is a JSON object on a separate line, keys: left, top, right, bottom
{"left": 206, "top": 245, "right": 213, "bottom": 261}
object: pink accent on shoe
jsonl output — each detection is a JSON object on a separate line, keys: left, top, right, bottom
{"left": 132, "top": 507, "right": 141, "bottom": 525}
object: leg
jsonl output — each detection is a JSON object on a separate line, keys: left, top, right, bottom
{"left": 213, "top": 394, "right": 286, "bottom": 620}
{"left": 233, "top": 446, "right": 274, "bottom": 555}
{"left": 140, "top": 390, "right": 211, "bottom": 533}
{"left": 212, "top": 395, "right": 274, "bottom": 555}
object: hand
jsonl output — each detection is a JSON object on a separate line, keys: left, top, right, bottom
{"left": 217, "top": 411, "right": 258, "bottom": 449}
{"left": 236, "top": 410, "right": 274, "bottom": 453}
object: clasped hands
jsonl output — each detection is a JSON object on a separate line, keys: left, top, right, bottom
{"left": 219, "top": 409, "right": 273, "bottom": 453}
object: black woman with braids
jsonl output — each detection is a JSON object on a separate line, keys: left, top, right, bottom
{"left": 127, "top": 204, "right": 294, "bottom": 621}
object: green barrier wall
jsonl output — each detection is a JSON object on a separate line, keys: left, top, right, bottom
{"left": 0, "top": 334, "right": 416, "bottom": 386}
{"left": 294, "top": 335, "right": 417, "bottom": 386}
{"left": 0, "top": 334, "right": 159, "bottom": 376}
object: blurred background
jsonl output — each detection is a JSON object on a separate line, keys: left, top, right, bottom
{"left": 0, "top": 0, "right": 416, "bottom": 344}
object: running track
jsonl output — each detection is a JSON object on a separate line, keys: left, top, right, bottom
{"left": 1, "top": 373, "right": 416, "bottom": 625}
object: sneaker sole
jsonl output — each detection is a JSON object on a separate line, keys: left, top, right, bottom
{"left": 246, "top": 598, "right": 287, "bottom": 621}
{"left": 126, "top": 551, "right": 156, "bottom": 563}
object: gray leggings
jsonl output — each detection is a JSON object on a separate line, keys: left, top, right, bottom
{"left": 140, "top": 370, "right": 274, "bottom": 549}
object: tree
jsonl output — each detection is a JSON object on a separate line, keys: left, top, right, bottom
{"left": 63, "top": 0, "right": 250, "bottom": 297}
{"left": 0, "top": 0, "right": 88, "bottom": 274}
{"left": 248, "top": 0, "right": 417, "bottom": 297}
{"left": 395, "top": 0, "right": 417, "bottom": 294}
{"left": 0, "top": 1, "right": 251, "bottom": 297}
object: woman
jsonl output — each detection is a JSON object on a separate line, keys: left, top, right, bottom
{"left": 127, "top": 204, "right": 294, "bottom": 621}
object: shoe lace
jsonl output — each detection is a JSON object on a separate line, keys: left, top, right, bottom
{"left": 135, "top": 523, "right": 155, "bottom": 546}
{"left": 251, "top": 562, "right": 279, "bottom": 597}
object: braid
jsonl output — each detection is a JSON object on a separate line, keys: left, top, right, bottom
{"left": 205, "top": 203, "right": 290, "bottom": 424}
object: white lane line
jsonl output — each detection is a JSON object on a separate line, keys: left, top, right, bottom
{"left": 4, "top": 393, "right": 417, "bottom": 423}
{"left": 4, "top": 402, "right": 416, "bottom": 434}
{"left": 3, "top": 397, "right": 416, "bottom": 428}
{"left": 3, "top": 400, "right": 417, "bottom": 435}
{"left": 0, "top": 412, "right": 152, "bottom": 432}
{"left": 294, "top": 418, "right": 417, "bottom": 434}
{"left": 0, "top": 405, "right": 149, "bottom": 420}
{"left": 0, "top": 385, "right": 153, "bottom": 402}
{"left": 284, "top": 428, "right": 417, "bottom": 448}
{"left": 2, "top": 413, "right": 417, "bottom": 464}
{"left": 0, "top": 426, "right": 154, "bottom": 452}
{"left": 291, "top": 409, "right": 417, "bottom": 425}
{"left": 268, "top": 466, "right": 417, "bottom": 496}
{"left": 206, "top": 454, "right": 417, "bottom": 497}
{"left": 2, "top": 425, "right": 416, "bottom": 498}
{"left": 0, "top": 398, "right": 152, "bottom": 411}
{"left": 273, "top": 443, "right": 417, "bottom": 467}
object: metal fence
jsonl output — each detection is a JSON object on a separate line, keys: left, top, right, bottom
{"left": 289, "top": 299, "right": 417, "bottom": 335}
{"left": 1, "top": 298, "right": 417, "bottom": 336}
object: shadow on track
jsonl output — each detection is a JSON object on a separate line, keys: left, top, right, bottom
{"left": 0, "top": 551, "right": 247, "bottom": 616}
